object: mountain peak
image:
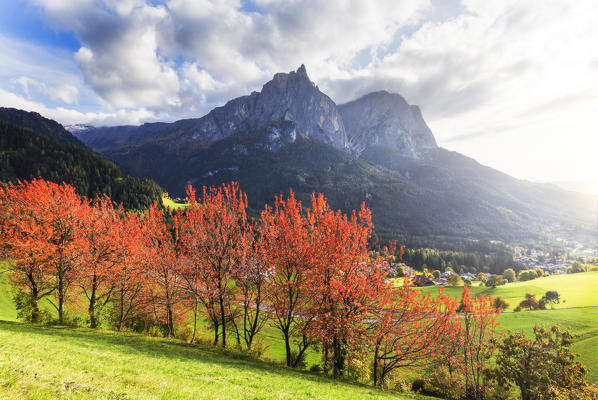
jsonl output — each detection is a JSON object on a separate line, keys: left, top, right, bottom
{"left": 339, "top": 91, "right": 437, "bottom": 158}
{"left": 296, "top": 63, "right": 308, "bottom": 78}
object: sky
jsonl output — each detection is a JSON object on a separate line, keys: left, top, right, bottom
{"left": 0, "top": 0, "right": 597, "bottom": 187}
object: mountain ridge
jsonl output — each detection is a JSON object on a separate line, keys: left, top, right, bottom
{"left": 60, "top": 65, "right": 598, "bottom": 244}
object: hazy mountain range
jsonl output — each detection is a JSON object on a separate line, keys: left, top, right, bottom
{"left": 2, "top": 66, "right": 596, "bottom": 244}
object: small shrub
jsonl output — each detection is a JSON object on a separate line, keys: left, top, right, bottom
{"left": 176, "top": 325, "right": 195, "bottom": 342}
{"left": 309, "top": 364, "right": 322, "bottom": 373}
{"left": 289, "top": 350, "right": 307, "bottom": 369}
{"left": 485, "top": 274, "right": 506, "bottom": 288}
{"left": 502, "top": 268, "right": 516, "bottom": 282}
{"left": 567, "top": 261, "right": 586, "bottom": 274}
{"left": 247, "top": 339, "right": 269, "bottom": 359}
{"left": 421, "top": 366, "right": 465, "bottom": 399}
{"left": 411, "top": 378, "right": 426, "bottom": 393}
{"left": 515, "top": 293, "right": 540, "bottom": 311}
{"left": 518, "top": 270, "right": 538, "bottom": 281}
{"left": 493, "top": 296, "right": 510, "bottom": 311}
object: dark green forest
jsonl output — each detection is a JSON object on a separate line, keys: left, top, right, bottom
{"left": 0, "top": 121, "right": 162, "bottom": 209}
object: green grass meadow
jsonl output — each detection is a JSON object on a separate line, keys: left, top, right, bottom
{"left": 416, "top": 271, "right": 598, "bottom": 381}
{"left": 416, "top": 271, "right": 598, "bottom": 310}
{"left": 0, "top": 321, "right": 434, "bottom": 400}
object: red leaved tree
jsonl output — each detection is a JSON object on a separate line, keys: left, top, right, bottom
{"left": 306, "top": 194, "right": 384, "bottom": 377}
{"left": 260, "top": 190, "right": 314, "bottom": 367}
{"left": 458, "top": 286, "right": 501, "bottom": 400}
{"left": 1, "top": 182, "right": 54, "bottom": 322}
{"left": 75, "top": 196, "right": 120, "bottom": 328}
{"left": 178, "top": 182, "right": 251, "bottom": 347}
{"left": 142, "top": 204, "right": 184, "bottom": 337}
{"left": 110, "top": 208, "right": 147, "bottom": 330}
{"left": 0, "top": 180, "right": 85, "bottom": 324}
{"left": 233, "top": 225, "right": 269, "bottom": 350}
{"left": 371, "top": 280, "right": 459, "bottom": 386}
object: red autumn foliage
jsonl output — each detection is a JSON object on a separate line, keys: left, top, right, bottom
{"left": 457, "top": 285, "right": 501, "bottom": 400}
{"left": 259, "top": 190, "right": 313, "bottom": 366}
{"left": 0, "top": 178, "right": 508, "bottom": 395}
{"left": 142, "top": 203, "right": 185, "bottom": 337}
{"left": 177, "top": 182, "right": 252, "bottom": 347}
{"left": 371, "top": 280, "right": 459, "bottom": 386}
{"left": 110, "top": 209, "right": 147, "bottom": 330}
{"left": 306, "top": 193, "right": 385, "bottom": 376}
{"left": 76, "top": 196, "right": 120, "bottom": 328}
{"left": 0, "top": 180, "right": 86, "bottom": 323}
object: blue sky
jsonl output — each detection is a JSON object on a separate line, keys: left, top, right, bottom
{"left": 0, "top": 0, "right": 596, "bottom": 186}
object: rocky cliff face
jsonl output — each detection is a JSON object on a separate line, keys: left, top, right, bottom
{"left": 338, "top": 91, "right": 437, "bottom": 159}
{"left": 76, "top": 65, "right": 349, "bottom": 151}
{"left": 75, "top": 66, "right": 440, "bottom": 160}
{"left": 181, "top": 65, "right": 347, "bottom": 148}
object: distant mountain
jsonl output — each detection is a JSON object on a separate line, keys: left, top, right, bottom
{"left": 71, "top": 66, "right": 597, "bottom": 244}
{"left": 0, "top": 107, "right": 85, "bottom": 147}
{"left": 0, "top": 111, "right": 163, "bottom": 210}
{"left": 549, "top": 181, "right": 598, "bottom": 196}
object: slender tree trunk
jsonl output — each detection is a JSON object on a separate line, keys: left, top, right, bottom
{"left": 89, "top": 273, "right": 98, "bottom": 328}
{"left": 219, "top": 293, "right": 226, "bottom": 348}
{"left": 373, "top": 344, "right": 379, "bottom": 387}
{"left": 283, "top": 329, "right": 292, "bottom": 367}
{"left": 28, "top": 272, "right": 41, "bottom": 323}
{"left": 191, "top": 298, "right": 198, "bottom": 343}
{"left": 118, "top": 284, "right": 125, "bottom": 331}
{"left": 57, "top": 268, "right": 65, "bottom": 325}
{"left": 332, "top": 337, "right": 346, "bottom": 377}
{"left": 213, "top": 322, "right": 220, "bottom": 345}
{"left": 323, "top": 344, "right": 330, "bottom": 373}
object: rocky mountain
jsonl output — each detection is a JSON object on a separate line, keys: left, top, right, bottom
{"left": 339, "top": 90, "right": 437, "bottom": 158}
{"left": 78, "top": 65, "right": 348, "bottom": 152}
{"left": 71, "top": 66, "right": 597, "bottom": 244}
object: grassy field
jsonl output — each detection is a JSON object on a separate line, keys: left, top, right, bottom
{"left": 0, "top": 270, "right": 17, "bottom": 322}
{"left": 162, "top": 195, "right": 188, "bottom": 210}
{"left": 0, "top": 321, "right": 431, "bottom": 400}
{"left": 415, "top": 271, "right": 598, "bottom": 381}
{"left": 417, "top": 271, "right": 598, "bottom": 310}
{"left": 499, "top": 308, "right": 598, "bottom": 381}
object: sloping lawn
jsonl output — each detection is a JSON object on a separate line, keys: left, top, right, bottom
{"left": 0, "top": 321, "right": 430, "bottom": 400}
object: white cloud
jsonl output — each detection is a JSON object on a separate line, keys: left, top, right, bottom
{"left": 0, "top": 88, "right": 160, "bottom": 126}
{"left": 27, "top": 0, "right": 430, "bottom": 115}
{"left": 4, "top": 0, "right": 597, "bottom": 181}
{"left": 14, "top": 76, "right": 79, "bottom": 104}
{"left": 320, "top": 0, "right": 598, "bottom": 181}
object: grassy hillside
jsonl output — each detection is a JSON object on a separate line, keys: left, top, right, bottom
{"left": 0, "top": 272, "right": 16, "bottom": 322}
{"left": 0, "top": 322, "right": 429, "bottom": 400}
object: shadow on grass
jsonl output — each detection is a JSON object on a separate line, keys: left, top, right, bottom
{"left": 0, "top": 320, "right": 389, "bottom": 395}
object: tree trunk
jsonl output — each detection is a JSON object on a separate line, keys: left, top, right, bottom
{"left": 30, "top": 281, "right": 40, "bottom": 323}
{"left": 57, "top": 268, "right": 65, "bottom": 324}
{"left": 89, "top": 274, "right": 98, "bottom": 328}
{"left": 283, "top": 329, "right": 292, "bottom": 367}
{"left": 213, "top": 322, "right": 220, "bottom": 345}
{"left": 373, "top": 345, "right": 379, "bottom": 387}
{"left": 219, "top": 294, "right": 226, "bottom": 348}
{"left": 332, "top": 337, "right": 346, "bottom": 377}
{"left": 191, "top": 299, "right": 198, "bottom": 343}
{"left": 118, "top": 284, "right": 125, "bottom": 331}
